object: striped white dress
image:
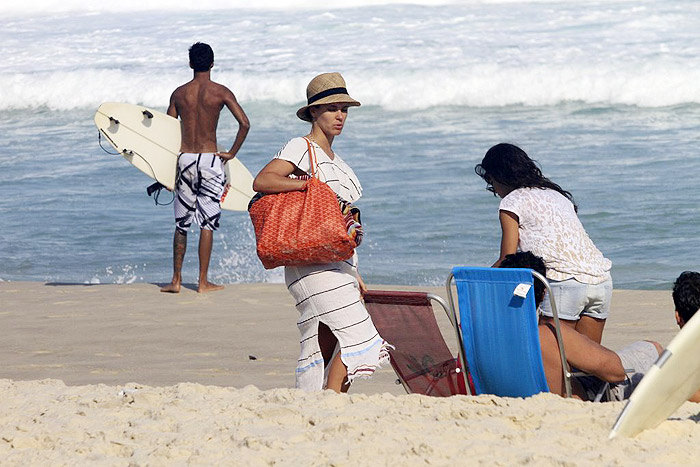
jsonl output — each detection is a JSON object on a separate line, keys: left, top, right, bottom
{"left": 275, "top": 137, "right": 391, "bottom": 391}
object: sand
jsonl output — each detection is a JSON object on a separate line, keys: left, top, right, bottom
{"left": 1, "top": 282, "right": 698, "bottom": 465}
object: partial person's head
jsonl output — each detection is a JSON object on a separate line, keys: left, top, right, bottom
{"left": 189, "top": 42, "right": 214, "bottom": 72}
{"left": 296, "top": 72, "right": 361, "bottom": 124}
{"left": 474, "top": 143, "right": 576, "bottom": 209}
{"left": 499, "top": 251, "right": 547, "bottom": 307}
{"left": 672, "top": 271, "right": 700, "bottom": 328}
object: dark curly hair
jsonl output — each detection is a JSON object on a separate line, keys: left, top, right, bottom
{"left": 499, "top": 251, "right": 547, "bottom": 307}
{"left": 672, "top": 271, "right": 700, "bottom": 323}
{"left": 475, "top": 143, "right": 577, "bottom": 211}
{"left": 189, "top": 42, "right": 214, "bottom": 72}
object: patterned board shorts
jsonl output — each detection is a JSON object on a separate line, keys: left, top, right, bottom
{"left": 174, "top": 153, "right": 225, "bottom": 234}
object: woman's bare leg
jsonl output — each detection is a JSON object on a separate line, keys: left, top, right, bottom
{"left": 326, "top": 353, "right": 349, "bottom": 393}
{"left": 539, "top": 315, "right": 576, "bottom": 331}
{"left": 318, "top": 323, "right": 348, "bottom": 393}
{"left": 540, "top": 315, "right": 606, "bottom": 344}
{"left": 575, "top": 316, "right": 606, "bottom": 344}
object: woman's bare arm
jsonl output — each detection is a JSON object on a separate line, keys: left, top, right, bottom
{"left": 492, "top": 209, "right": 519, "bottom": 267}
{"left": 253, "top": 159, "right": 307, "bottom": 193}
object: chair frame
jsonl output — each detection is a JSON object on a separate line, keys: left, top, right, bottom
{"left": 446, "top": 269, "right": 574, "bottom": 398}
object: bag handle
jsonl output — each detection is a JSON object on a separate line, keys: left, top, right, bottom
{"left": 302, "top": 137, "right": 317, "bottom": 179}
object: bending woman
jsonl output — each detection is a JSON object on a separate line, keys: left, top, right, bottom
{"left": 253, "top": 72, "right": 391, "bottom": 392}
{"left": 475, "top": 143, "right": 612, "bottom": 344}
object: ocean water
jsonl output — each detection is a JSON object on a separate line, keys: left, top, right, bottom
{"left": 1, "top": 0, "right": 699, "bottom": 289}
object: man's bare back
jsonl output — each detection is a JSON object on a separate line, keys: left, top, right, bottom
{"left": 167, "top": 74, "right": 249, "bottom": 158}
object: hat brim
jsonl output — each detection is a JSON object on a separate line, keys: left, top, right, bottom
{"left": 296, "top": 94, "right": 361, "bottom": 122}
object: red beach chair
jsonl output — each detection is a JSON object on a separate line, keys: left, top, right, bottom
{"left": 364, "top": 290, "right": 474, "bottom": 396}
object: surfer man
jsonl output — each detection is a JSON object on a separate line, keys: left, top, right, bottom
{"left": 161, "top": 42, "right": 250, "bottom": 294}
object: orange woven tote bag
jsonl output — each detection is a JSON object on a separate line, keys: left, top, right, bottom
{"left": 249, "top": 138, "right": 357, "bottom": 269}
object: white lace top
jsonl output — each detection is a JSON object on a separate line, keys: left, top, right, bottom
{"left": 499, "top": 187, "right": 611, "bottom": 284}
{"left": 274, "top": 137, "right": 362, "bottom": 203}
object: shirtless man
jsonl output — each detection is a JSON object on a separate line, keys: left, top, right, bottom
{"left": 500, "top": 254, "right": 700, "bottom": 401}
{"left": 161, "top": 42, "right": 250, "bottom": 294}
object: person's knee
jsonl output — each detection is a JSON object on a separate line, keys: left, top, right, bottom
{"left": 645, "top": 340, "right": 664, "bottom": 356}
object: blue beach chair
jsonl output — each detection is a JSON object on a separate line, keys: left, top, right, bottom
{"left": 446, "top": 267, "right": 573, "bottom": 398}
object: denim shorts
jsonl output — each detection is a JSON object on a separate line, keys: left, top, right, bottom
{"left": 540, "top": 277, "right": 613, "bottom": 321}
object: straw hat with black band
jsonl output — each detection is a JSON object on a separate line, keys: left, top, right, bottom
{"left": 297, "top": 72, "right": 361, "bottom": 122}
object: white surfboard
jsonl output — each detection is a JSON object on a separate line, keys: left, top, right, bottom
{"left": 609, "top": 312, "right": 700, "bottom": 438}
{"left": 94, "top": 101, "right": 255, "bottom": 211}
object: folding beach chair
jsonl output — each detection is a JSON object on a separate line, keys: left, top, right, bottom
{"left": 364, "top": 290, "right": 473, "bottom": 396}
{"left": 446, "top": 267, "right": 574, "bottom": 398}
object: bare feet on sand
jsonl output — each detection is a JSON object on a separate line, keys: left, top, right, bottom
{"left": 198, "top": 281, "right": 224, "bottom": 293}
{"left": 160, "top": 282, "right": 181, "bottom": 293}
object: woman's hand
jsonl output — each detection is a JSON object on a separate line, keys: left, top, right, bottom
{"left": 252, "top": 159, "right": 306, "bottom": 193}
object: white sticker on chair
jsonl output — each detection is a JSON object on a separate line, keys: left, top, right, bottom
{"left": 513, "top": 283, "right": 531, "bottom": 298}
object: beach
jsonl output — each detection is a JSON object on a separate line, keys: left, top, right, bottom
{"left": 2, "top": 282, "right": 698, "bottom": 465}
{"left": 2, "top": 1, "right": 700, "bottom": 463}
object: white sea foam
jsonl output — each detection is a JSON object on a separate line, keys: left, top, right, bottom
{"left": 0, "top": 0, "right": 614, "bottom": 16}
{"left": 2, "top": 64, "right": 700, "bottom": 111}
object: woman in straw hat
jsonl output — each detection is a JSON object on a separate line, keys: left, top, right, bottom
{"left": 253, "top": 72, "right": 391, "bottom": 392}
